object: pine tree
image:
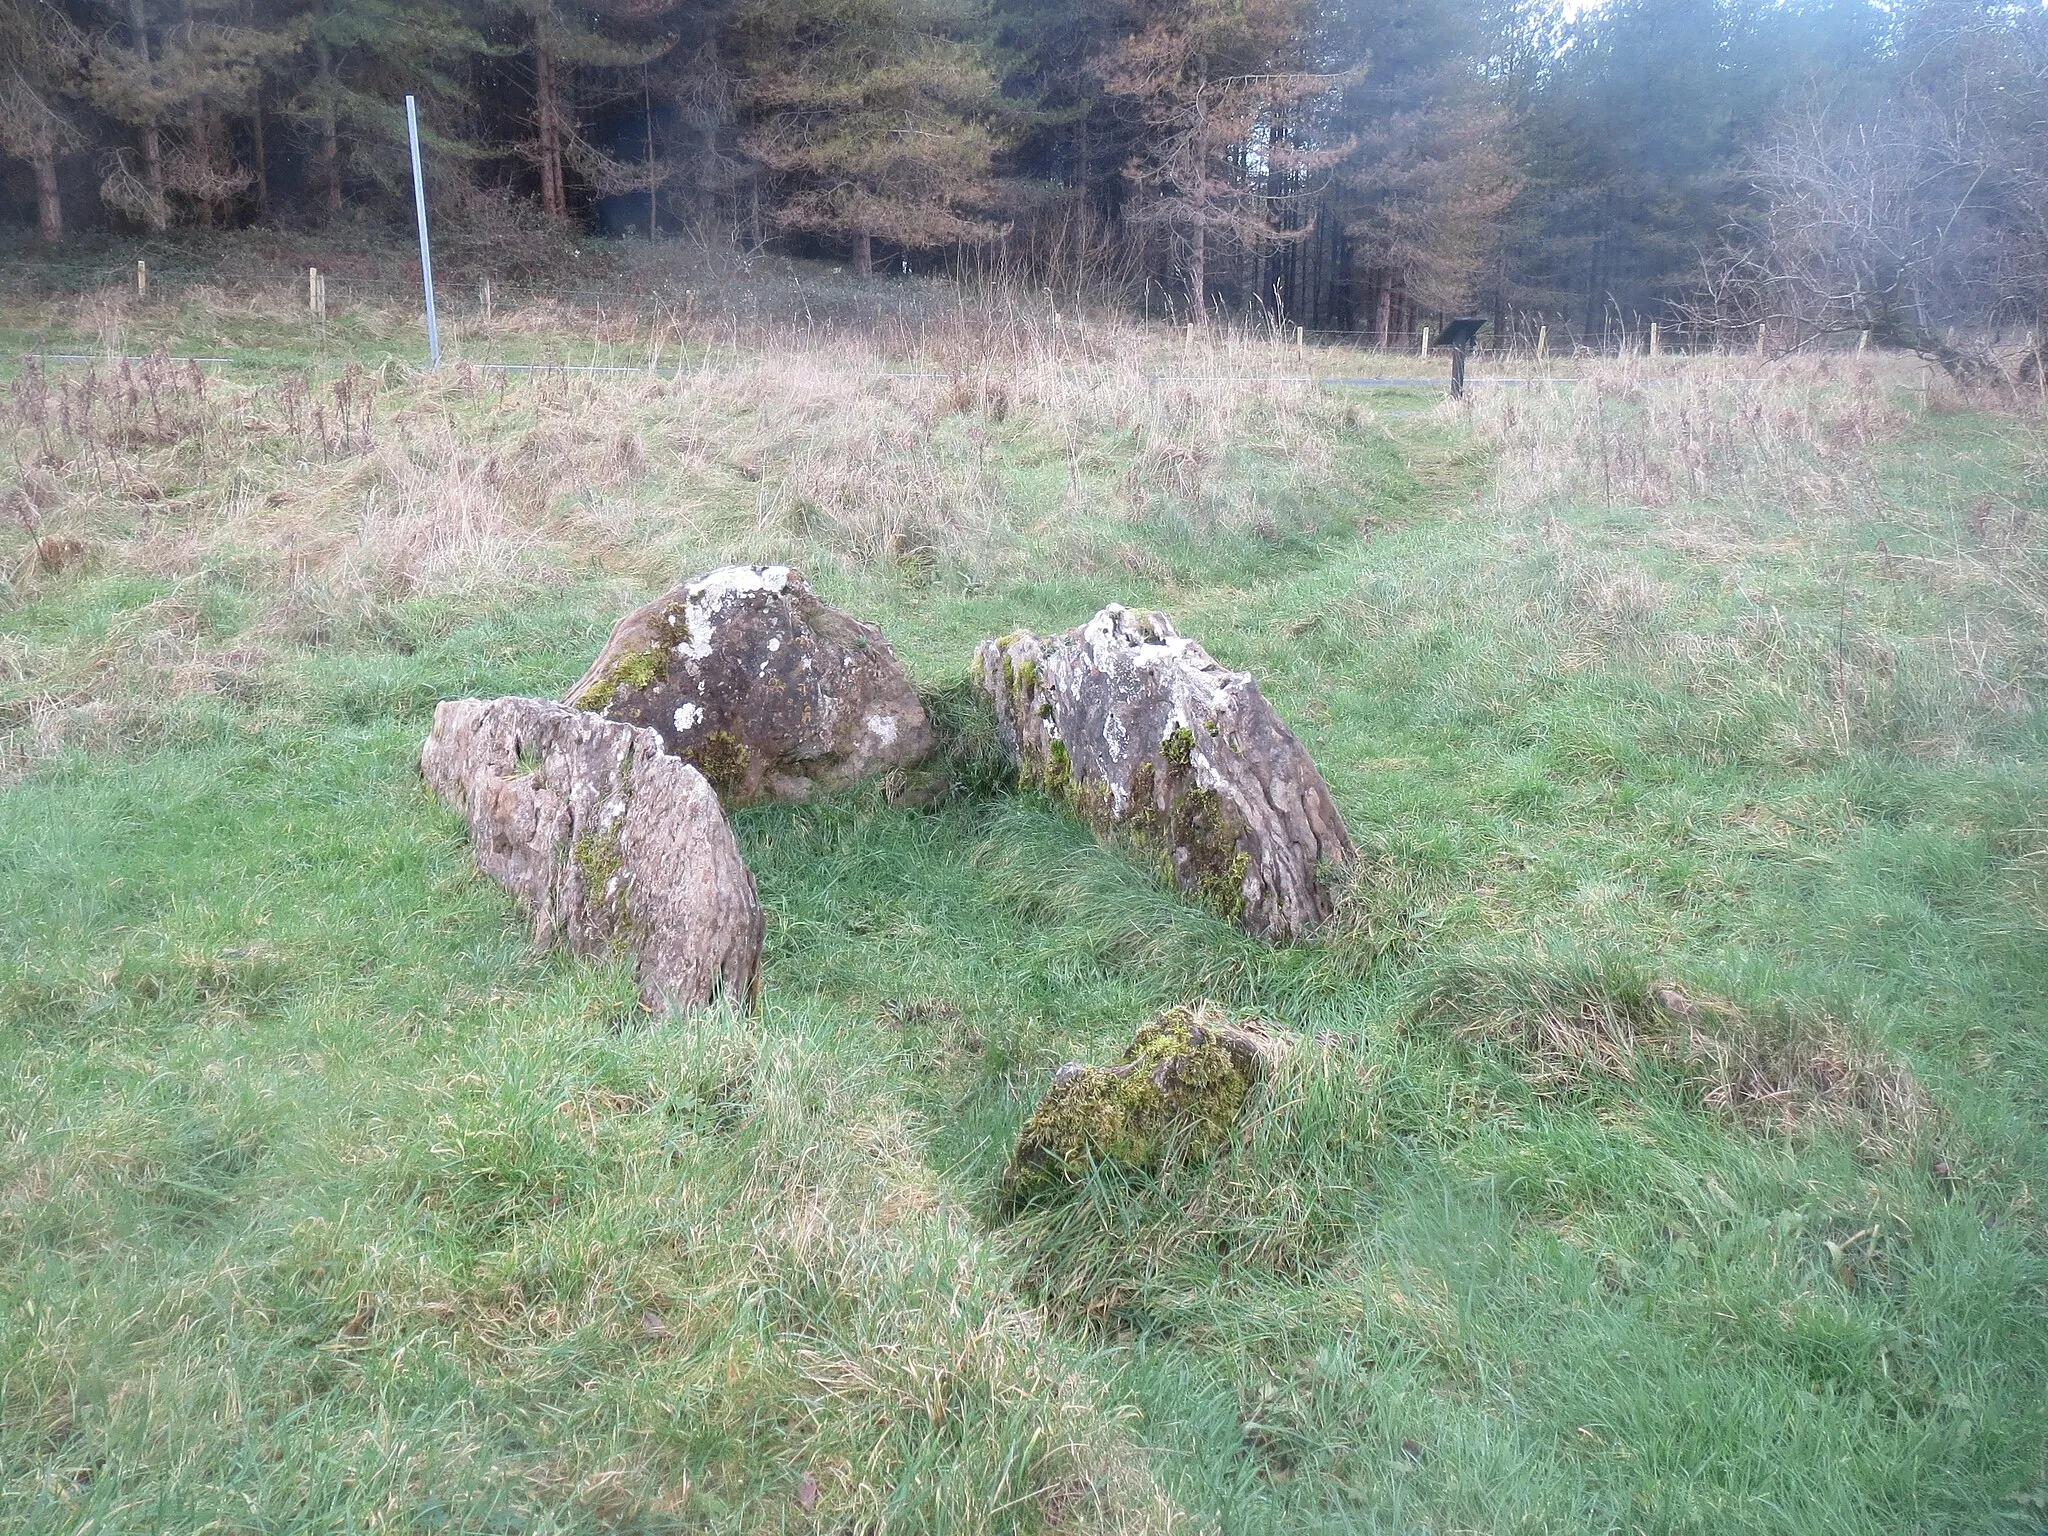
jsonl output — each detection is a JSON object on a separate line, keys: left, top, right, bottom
{"left": 475, "top": 0, "right": 687, "bottom": 222}
{"left": 1336, "top": 0, "right": 1518, "bottom": 340}
{"left": 75, "top": 0, "right": 282, "bottom": 229}
{"left": 285, "top": 0, "right": 478, "bottom": 217}
{"left": 732, "top": 0, "right": 1004, "bottom": 274}
{"left": 80, "top": 0, "right": 175, "bottom": 226}
{"left": 994, "top": 0, "right": 1140, "bottom": 285}
{"left": 162, "top": 0, "right": 278, "bottom": 225}
{"left": 1098, "top": 0, "right": 1348, "bottom": 320}
{"left": 0, "top": 4, "right": 87, "bottom": 240}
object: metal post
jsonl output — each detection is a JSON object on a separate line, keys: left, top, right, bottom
{"left": 406, "top": 95, "right": 441, "bottom": 369}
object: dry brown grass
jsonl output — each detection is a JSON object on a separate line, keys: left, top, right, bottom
{"left": 0, "top": 301, "right": 1352, "bottom": 778}
{"left": 1458, "top": 350, "right": 2048, "bottom": 762}
{"left": 1467, "top": 351, "right": 1913, "bottom": 521}
{"left": 1419, "top": 960, "right": 1928, "bottom": 1149}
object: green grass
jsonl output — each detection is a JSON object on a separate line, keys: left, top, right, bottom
{"left": 2, "top": 294, "right": 2046, "bottom": 1532}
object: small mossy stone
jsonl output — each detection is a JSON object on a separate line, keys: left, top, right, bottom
{"left": 998, "top": 1002, "right": 1290, "bottom": 1209}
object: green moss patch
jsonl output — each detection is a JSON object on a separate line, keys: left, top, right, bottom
{"left": 576, "top": 642, "right": 666, "bottom": 712}
{"left": 686, "top": 730, "right": 751, "bottom": 799}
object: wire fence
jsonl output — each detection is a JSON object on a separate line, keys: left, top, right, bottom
{"left": 1, "top": 248, "right": 1759, "bottom": 368}
{"left": 16, "top": 347, "right": 1589, "bottom": 400}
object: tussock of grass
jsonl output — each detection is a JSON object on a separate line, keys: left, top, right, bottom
{"left": 1415, "top": 952, "right": 1927, "bottom": 1145}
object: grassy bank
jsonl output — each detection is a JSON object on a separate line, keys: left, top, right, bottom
{"left": 3, "top": 271, "right": 2045, "bottom": 1532}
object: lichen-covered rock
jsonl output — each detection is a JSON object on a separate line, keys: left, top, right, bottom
{"left": 567, "top": 565, "right": 932, "bottom": 805}
{"left": 1000, "top": 1003, "right": 1291, "bottom": 1207}
{"left": 974, "top": 605, "right": 1351, "bottom": 941}
{"left": 420, "top": 696, "right": 762, "bottom": 1011}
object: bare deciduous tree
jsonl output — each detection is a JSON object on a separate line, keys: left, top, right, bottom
{"left": 1691, "top": 4, "right": 2048, "bottom": 383}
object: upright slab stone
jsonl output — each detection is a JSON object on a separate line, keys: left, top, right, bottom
{"left": 420, "top": 696, "right": 763, "bottom": 1011}
{"left": 568, "top": 565, "right": 932, "bottom": 805}
{"left": 975, "top": 604, "right": 1351, "bottom": 942}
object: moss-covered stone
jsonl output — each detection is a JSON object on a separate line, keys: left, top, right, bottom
{"left": 569, "top": 569, "right": 932, "bottom": 806}
{"left": 971, "top": 605, "right": 1353, "bottom": 942}
{"left": 998, "top": 1003, "right": 1288, "bottom": 1209}
{"left": 420, "top": 695, "right": 764, "bottom": 1012}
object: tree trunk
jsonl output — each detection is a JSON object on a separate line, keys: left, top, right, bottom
{"left": 853, "top": 229, "right": 872, "bottom": 276}
{"left": 645, "top": 84, "right": 656, "bottom": 238}
{"left": 1072, "top": 114, "right": 1090, "bottom": 284}
{"left": 184, "top": 0, "right": 215, "bottom": 224}
{"left": 1375, "top": 274, "right": 1392, "bottom": 349}
{"left": 316, "top": 38, "right": 341, "bottom": 214}
{"left": 1189, "top": 226, "right": 1206, "bottom": 324}
{"left": 194, "top": 101, "right": 217, "bottom": 224}
{"left": 32, "top": 129, "right": 62, "bottom": 242}
{"left": 536, "top": 30, "right": 565, "bottom": 219}
{"left": 251, "top": 95, "right": 268, "bottom": 215}
{"left": 128, "top": 0, "right": 164, "bottom": 204}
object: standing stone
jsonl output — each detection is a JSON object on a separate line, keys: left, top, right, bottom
{"left": 567, "top": 565, "right": 932, "bottom": 805}
{"left": 420, "top": 696, "right": 763, "bottom": 1011}
{"left": 975, "top": 605, "right": 1351, "bottom": 942}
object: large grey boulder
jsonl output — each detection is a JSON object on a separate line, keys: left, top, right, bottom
{"left": 567, "top": 565, "right": 932, "bottom": 805}
{"left": 975, "top": 605, "right": 1351, "bottom": 942}
{"left": 420, "top": 696, "right": 763, "bottom": 1011}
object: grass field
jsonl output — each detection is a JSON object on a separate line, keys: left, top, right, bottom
{"left": 2, "top": 256, "right": 2046, "bottom": 1533}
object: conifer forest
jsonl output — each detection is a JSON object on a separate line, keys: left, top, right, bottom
{"left": 4, "top": 0, "right": 2048, "bottom": 357}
